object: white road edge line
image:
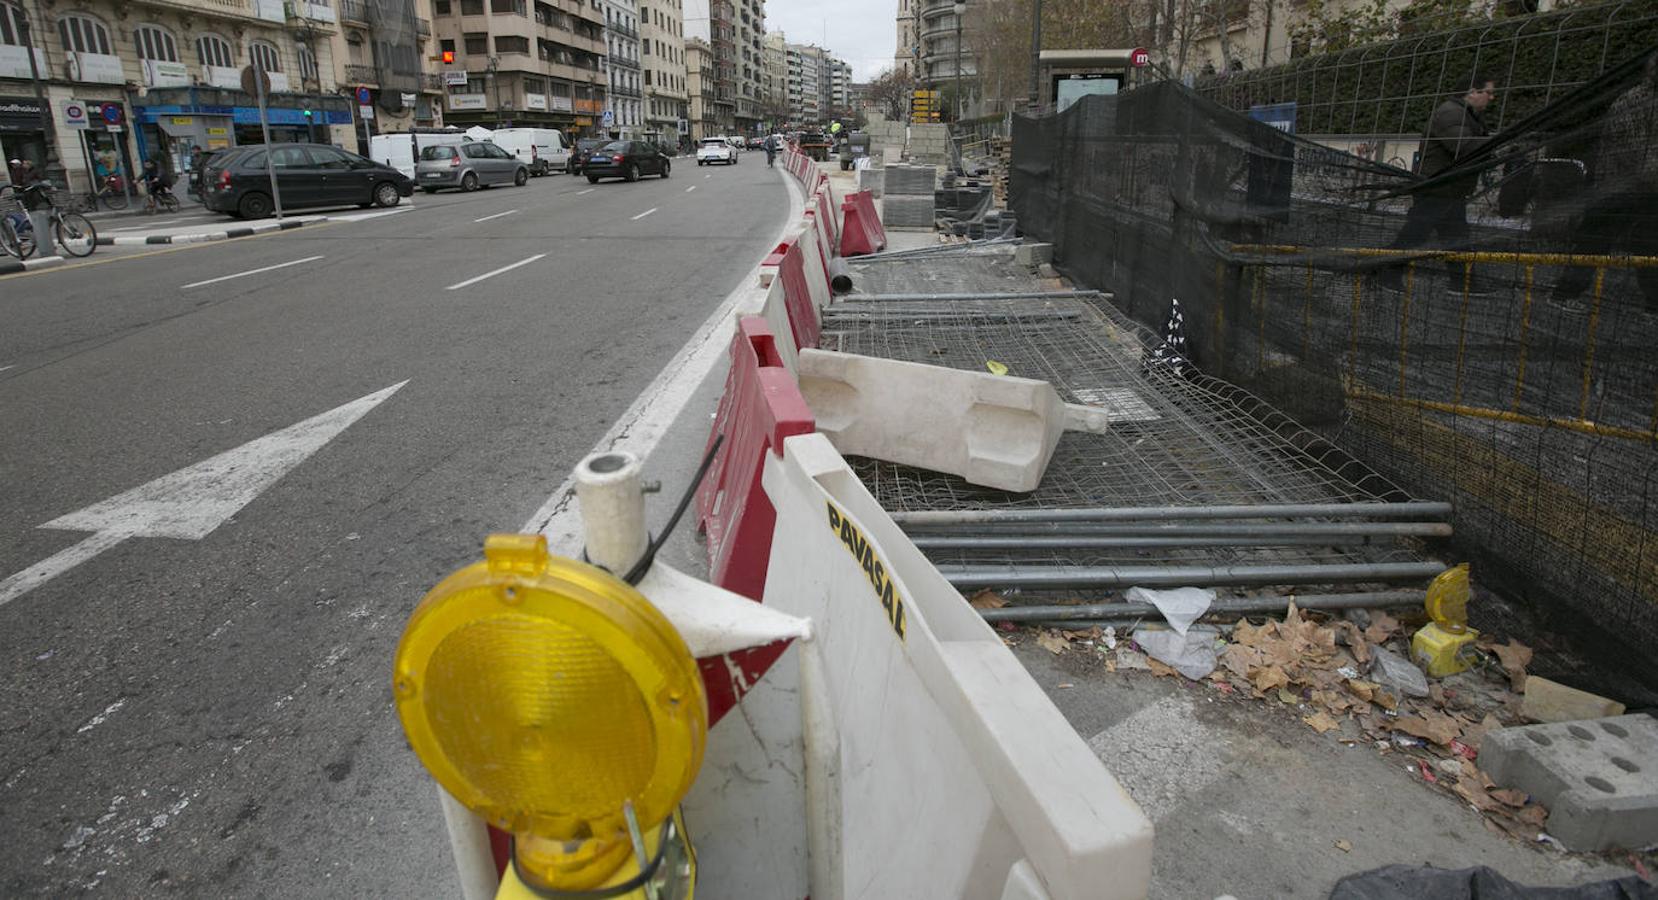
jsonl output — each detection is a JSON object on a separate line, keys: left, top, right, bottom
{"left": 685, "top": 185, "right": 697, "bottom": 193}
{"left": 577, "top": 188, "right": 595, "bottom": 195}
{"left": 631, "top": 207, "right": 658, "bottom": 221}
{"left": 474, "top": 209, "right": 519, "bottom": 223}
{"left": 445, "top": 253, "right": 547, "bottom": 291}
{"left": 181, "top": 255, "right": 325, "bottom": 289}
{"left": 520, "top": 167, "right": 807, "bottom": 547}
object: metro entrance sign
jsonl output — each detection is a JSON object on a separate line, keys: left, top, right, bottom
{"left": 1131, "top": 47, "right": 1150, "bottom": 67}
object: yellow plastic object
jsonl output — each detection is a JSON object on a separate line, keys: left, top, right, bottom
{"left": 497, "top": 808, "right": 697, "bottom": 900}
{"left": 1424, "top": 563, "right": 1471, "bottom": 632}
{"left": 392, "top": 533, "right": 707, "bottom": 890}
{"left": 1412, "top": 620, "right": 1482, "bottom": 677}
{"left": 986, "top": 360, "right": 1009, "bottom": 376}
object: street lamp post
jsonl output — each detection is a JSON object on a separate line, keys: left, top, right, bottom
{"left": 953, "top": 0, "right": 966, "bottom": 122}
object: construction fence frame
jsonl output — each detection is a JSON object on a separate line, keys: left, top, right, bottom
{"left": 1193, "top": 0, "right": 1658, "bottom": 141}
{"left": 1007, "top": 39, "right": 1658, "bottom": 700}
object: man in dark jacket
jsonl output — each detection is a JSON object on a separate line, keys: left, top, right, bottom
{"left": 1379, "top": 73, "right": 1497, "bottom": 293}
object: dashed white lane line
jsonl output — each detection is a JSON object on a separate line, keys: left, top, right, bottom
{"left": 445, "top": 253, "right": 546, "bottom": 291}
{"left": 577, "top": 188, "right": 596, "bottom": 195}
{"left": 180, "top": 255, "right": 325, "bottom": 289}
{"left": 685, "top": 185, "right": 697, "bottom": 193}
{"left": 704, "top": 174, "right": 711, "bottom": 179}
{"left": 631, "top": 207, "right": 658, "bottom": 221}
{"left": 473, "top": 209, "right": 519, "bottom": 223}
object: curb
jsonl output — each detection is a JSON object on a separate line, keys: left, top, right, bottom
{"left": 95, "top": 216, "right": 320, "bottom": 247}
{"left": 0, "top": 254, "right": 67, "bottom": 275}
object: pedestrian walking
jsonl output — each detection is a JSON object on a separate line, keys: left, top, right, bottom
{"left": 1548, "top": 51, "right": 1658, "bottom": 314}
{"left": 1378, "top": 73, "right": 1498, "bottom": 294}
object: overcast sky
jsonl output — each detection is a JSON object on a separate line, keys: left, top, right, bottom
{"left": 684, "top": 0, "right": 900, "bottom": 82}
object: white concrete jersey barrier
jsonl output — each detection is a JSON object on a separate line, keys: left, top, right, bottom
{"left": 797, "top": 349, "right": 1112, "bottom": 493}
{"left": 757, "top": 433, "right": 1154, "bottom": 899}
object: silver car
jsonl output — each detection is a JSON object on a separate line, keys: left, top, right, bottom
{"left": 414, "top": 141, "right": 529, "bottom": 192}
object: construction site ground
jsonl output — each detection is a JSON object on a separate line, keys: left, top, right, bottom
{"left": 635, "top": 161, "right": 1650, "bottom": 897}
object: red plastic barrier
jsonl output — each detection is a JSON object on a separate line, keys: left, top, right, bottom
{"left": 777, "top": 237, "right": 820, "bottom": 349}
{"left": 695, "top": 316, "right": 815, "bottom": 603}
{"left": 816, "top": 184, "right": 840, "bottom": 247}
{"left": 839, "top": 189, "right": 887, "bottom": 256}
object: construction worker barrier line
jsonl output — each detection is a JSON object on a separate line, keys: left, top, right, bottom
{"left": 840, "top": 189, "right": 887, "bottom": 256}
{"left": 694, "top": 315, "right": 816, "bottom": 603}
{"left": 756, "top": 432, "right": 1155, "bottom": 900}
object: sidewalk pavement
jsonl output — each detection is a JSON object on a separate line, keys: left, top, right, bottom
{"left": 91, "top": 206, "right": 411, "bottom": 246}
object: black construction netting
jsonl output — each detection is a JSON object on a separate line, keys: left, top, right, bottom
{"left": 1010, "top": 50, "right": 1658, "bottom": 699}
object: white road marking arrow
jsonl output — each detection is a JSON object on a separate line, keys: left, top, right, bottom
{"left": 0, "top": 381, "right": 408, "bottom": 609}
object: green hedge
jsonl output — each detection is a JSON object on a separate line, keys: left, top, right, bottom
{"left": 1196, "top": 2, "right": 1658, "bottom": 135}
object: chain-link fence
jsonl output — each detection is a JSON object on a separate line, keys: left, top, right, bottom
{"left": 1009, "top": 47, "right": 1658, "bottom": 699}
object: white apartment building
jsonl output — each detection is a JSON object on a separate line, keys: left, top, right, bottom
{"left": 603, "top": 0, "right": 642, "bottom": 136}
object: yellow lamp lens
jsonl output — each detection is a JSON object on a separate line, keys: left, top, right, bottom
{"left": 393, "top": 533, "right": 707, "bottom": 866}
{"left": 1425, "top": 563, "right": 1472, "bottom": 633}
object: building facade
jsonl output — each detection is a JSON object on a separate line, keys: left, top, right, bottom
{"left": 639, "top": 0, "right": 686, "bottom": 146}
{"left": 430, "top": 0, "right": 607, "bottom": 137}
{"left": 827, "top": 58, "right": 850, "bottom": 120}
{"left": 706, "top": 0, "right": 734, "bottom": 133}
{"left": 783, "top": 41, "right": 827, "bottom": 125}
{"left": 684, "top": 35, "right": 716, "bottom": 139}
{"left": 760, "top": 29, "right": 784, "bottom": 119}
{"left": 730, "top": 0, "right": 760, "bottom": 133}
{"left": 0, "top": 0, "right": 376, "bottom": 194}
{"left": 603, "top": 0, "right": 642, "bottom": 137}
{"left": 894, "top": 0, "right": 918, "bottom": 76}
{"left": 916, "top": 0, "right": 976, "bottom": 114}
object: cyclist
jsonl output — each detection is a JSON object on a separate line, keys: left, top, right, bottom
{"left": 764, "top": 132, "right": 781, "bottom": 168}
{"left": 140, "top": 158, "right": 175, "bottom": 214}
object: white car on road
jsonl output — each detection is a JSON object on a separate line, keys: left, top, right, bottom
{"left": 697, "top": 137, "right": 739, "bottom": 166}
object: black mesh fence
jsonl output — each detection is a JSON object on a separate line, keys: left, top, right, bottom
{"left": 1009, "top": 50, "right": 1658, "bottom": 699}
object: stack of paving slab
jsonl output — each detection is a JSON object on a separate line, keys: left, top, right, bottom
{"left": 881, "top": 164, "right": 940, "bottom": 232}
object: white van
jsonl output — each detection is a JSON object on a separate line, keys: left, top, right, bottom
{"left": 370, "top": 130, "right": 465, "bottom": 180}
{"left": 490, "top": 128, "right": 570, "bottom": 176}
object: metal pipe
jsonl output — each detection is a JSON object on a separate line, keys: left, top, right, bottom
{"left": 827, "top": 257, "right": 853, "bottom": 294}
{"left": 838, "top": 290, "right": 1100, "bottom": 302}
{"left": 941, "top": 561, "right": 1447, "bottom": 590}
{"left": 981, "top": 590, "right": 1426, "bottom": 623}
{"left": 907, "top": 522, "right": 1454, "bottom": 539}
{"left": 891, "top": 502, "right": 1453, "bottom": 526}
{"left": 822, "top": 311, "right": 1081, "bottom": 324}
{"left": 912, "top": 530, "right": 1444, "bottom": 551}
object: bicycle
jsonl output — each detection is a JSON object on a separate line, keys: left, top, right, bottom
{"left": 0, "top": 182, "right": 98, "bottom": 259}
{"left": 146, "top": 183, "right": 180, "bottom": 215}
{"left": 72, "top": 173, "right": 130, "bottom": 212}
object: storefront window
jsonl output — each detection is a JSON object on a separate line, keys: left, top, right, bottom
{"left": 196, "top": 34, "right": 234, "bottom": 68}
{"left": 57, "top": 14, "right": 111, "bottom": 55}
{"left": 134, "top": 25, "right": 178, "bottom": 62}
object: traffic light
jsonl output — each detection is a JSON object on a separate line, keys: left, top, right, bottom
{"left": 303, "top": 108, "right": 313, "bottom": 119}
{"left": 441, "top": 50, "right": 455, "bottom": 64}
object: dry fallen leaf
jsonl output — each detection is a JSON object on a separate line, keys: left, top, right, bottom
{"left": 1250, "top": 664, "right": 1290, "bottom": 693}
{"left": 1036, "top": 630, "right": 1069, "bottom": 655}
{"left": 1347, "top": 679, "right": 1378, "bottom": 702}
{"left": 1334, "top": 839, "right": 1353, "bottom": 853}
{"left": 1488, "top": 639, "right": 1534, "bottom": 691}
{"left": 968, "top": 590, "right": 1009, "bottom": 610}
{"left": 1147, "top": 658, "right": 1181, "bottom": 679}
{"left": 1335, "top": 622, "right": 1372, "bottom": 665}
{"left": 1391, "top": 708, "right": 1463, "bottom": 746}
{"left": 1364, "top": 612, "right": 1399, "bottom": 644}
{"left": 1304, "top": 711, "right": 1341, "bottom": 734}
{"left": 1490, "top": 788, "right": 1528, "bottom": 808}
{"left": 1278, "top": 687, "right": 1301, "bottom": 704}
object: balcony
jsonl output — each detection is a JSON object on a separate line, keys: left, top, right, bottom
{"left": 609, "top": 54, "right": 640, "bottom": 70}
{"left": 345, "top": 62, "right": 380, "bottom": 84}
{"left": 421, "top": 72, "right": 446, "bottom": 91}
{"left": 416, "top": 17, "right": 431, "bottom": 35}
{"left": 339, "top": 0, "right": 372, "bottom": 23}
{"left": 610, "top": 83, "right": 641, "bottom": 98}
{"left": 609, "top": 21, "right": 638, "bottom": 39}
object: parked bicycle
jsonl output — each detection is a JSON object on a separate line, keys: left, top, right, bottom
{"left": 0, "top": 182, "right": 99, "bottom": 259}
{"left": 71, "top": 173, "right": 130, "bottom": 212}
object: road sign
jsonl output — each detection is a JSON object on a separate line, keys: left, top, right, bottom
{"left": 356, "top": 85, "right": 372, "bottom": 104}
{"left": 64, "top": 101, "right": 89, "bottom": 129}
{"left": 1131, "top": 47, "right": 1150, "bottom": 67}
{"left": 98, "top": 102, "right": 123, "bottom": 125}
{"left": 360, "top": 104, "right": 375, "bottom": 121}
{"left": 240, "top": 65, "right": 272, "bottom": 97}
{"left": 602, "top": 109, "right": 615, "bottom": 127}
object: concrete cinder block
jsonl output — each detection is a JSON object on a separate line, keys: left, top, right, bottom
{"left": 1479, "top": 714, "right": 1658, "bottom": 851}
{"left": 796, "top": 349, "right": 1110, "bottom": 492}
{"left": 1014, "top": 243, "right": 1054, "bottom": 267}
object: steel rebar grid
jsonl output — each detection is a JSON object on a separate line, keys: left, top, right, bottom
{"left": 891, "top": 502, "right": 1453, "bottom": 526}
{"left": 941, "top": 561, "right": 1446, "bottom": 590}
{"left": 977, "top": 590, "right": 1427, "bottom": 623}
{"left": 836, "top": 290, "right": 1103, "bottom": 303}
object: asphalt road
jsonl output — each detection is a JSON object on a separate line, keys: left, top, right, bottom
{"left": 0, "top": 153, "right": 789, "bottom": 896}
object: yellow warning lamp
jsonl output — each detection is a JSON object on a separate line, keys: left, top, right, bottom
{"left": 393, "top": 533, "right": 706, "bottom": 897}
{"left": 1412, "top": 563, "right": 1481, "bottom": 677}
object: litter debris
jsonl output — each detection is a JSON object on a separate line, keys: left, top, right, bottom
{"left": 1518, "top": 675, "right": 1626, "bottom": 723}
{"left": 1483, "top": 638, "right": 1533, "bottom": 691}
{"left": 1101, "top": 625, "right": 1118, "bottom": 650}
{"left": 985, "top": 360, "right": 1009, "bottom": 376}
{"left": 1125, "top": 586, "right": 1215, "bottom": 635}
{"left": 1370, "top": 645, "right": 1431, "bottom": 699}
{"left": 968, "top": 590, "right": 1008, "bottom": 610}
{"left": 1135, "top": 625, "right": 1219, "bottom": 681}
{"left": 1333, "top": 839, "right": 1352, "bottom": 853}
{"left": 1035, "top": 630, "right": 1069, "bottom": 655}
{"left": 1304, "top": 711, "right": 1341, "bottom": 734}
{"left": 1114, "top": 648, "right": 1150, "bottom": 671}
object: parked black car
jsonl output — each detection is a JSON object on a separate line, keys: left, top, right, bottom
{"left": 583, "top": 141, "right": 671, "bottom": 183}
{"left": 568, "top": 138, "right": 609, "bottom": 177}
{"left": 202, "top": 143, "right": 414, "bottom": 219}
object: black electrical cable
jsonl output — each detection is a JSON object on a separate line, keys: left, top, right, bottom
{"left": 620, "top": 433, "right": 725, "bottom": 586}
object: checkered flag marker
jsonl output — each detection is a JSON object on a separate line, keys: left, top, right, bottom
{"left": 1143, "top": 297, "right": 1192, "bottom": 378}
